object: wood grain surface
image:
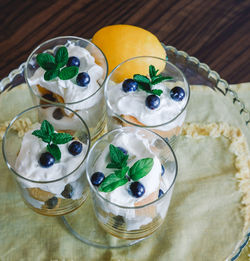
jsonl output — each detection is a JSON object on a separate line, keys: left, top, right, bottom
{"left": 0, "top": 0, "right": 249, "bottom": 84}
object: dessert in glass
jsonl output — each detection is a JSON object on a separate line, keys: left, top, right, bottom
{"left": 86, "top": 127, "right": 177, "bottom": 239}
{"left": 2, "top": 104, "right": 90, "bottom": 216}
{"left": 24, "top": 36, "right": 108, "bottom": 140}
{"left": 104, "top": 56, "right": 190, "bottom": 147}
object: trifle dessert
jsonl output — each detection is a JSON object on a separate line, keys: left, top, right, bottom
{"left": 25, "top": 36, "right": 108, "bottom": 140}
{"left": 104, "top": 56, "right": 189, "bottom": 147}
{"left": 86, "top": 127, "right": 177, "bottom": 239}
{"left": 2, "top": 104, "right": 90, "bottom": 216}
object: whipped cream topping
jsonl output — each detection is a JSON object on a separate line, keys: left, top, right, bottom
{"left": 29, "top": 43, "right": 104, "bottom": 111}
{"left": 106, "top": 81, "right": 187, "bottom": 131}
{"left": 93, "top": 131, "right": 162, "bottom": 207}
{"left": 15, "top": 124, "right": 87, "bottom": 198}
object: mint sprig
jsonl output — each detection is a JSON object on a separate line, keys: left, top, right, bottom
{"left": 32, "top": 120, "right": 73, "bottom": 161}
{"left": 36, "top": 47, "right": 79, "bottom": 81}
{"left": 133, "top": 65, "right": 173, "bottom": 96}
{"left": 98, "top": 144, "right": 153, "bottom": 193}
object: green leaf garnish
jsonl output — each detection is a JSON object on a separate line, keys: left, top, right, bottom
{"left": 98, "top": 144, "right": 154, "bottom": 193}
{"left": 47, "top": 143, "right": 61, "bottom": 161}
{"left": 32, "top": 120, "right": 73, "bottom": 162}
{"left": 133, "top": 65, "right": 173, "bottom": 96}
{"left": 59, "top": 66, "right": 79, "bottom": 80}
{"left": 106, "top": 144, "right": 129, "bottom": 169}
{"left": 36, "top": 46, "right": 79, "bottom": 81}
{"left": 99, "top": 174, "right": 128, "bottom": 193}
{"left": 128, "top": 158, "right": 154, "bottom": 181}
{"left": 55, "top": 47, "right": 68, "bottom": 68}
{"left": 36, "top": 53, "right": 55, "bottom": 70}
{"left": 44, "top": 69, "right": 59, "bottom": 81}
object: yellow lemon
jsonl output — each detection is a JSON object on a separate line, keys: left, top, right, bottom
{"left": 92, "top": 24, "right": 166, "bottom": 81}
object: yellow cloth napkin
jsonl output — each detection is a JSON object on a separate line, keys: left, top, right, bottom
{"left": 0, "top": 83, "right": 249, "bottom": 260}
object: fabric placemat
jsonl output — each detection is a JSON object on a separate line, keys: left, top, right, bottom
{"left": 0, "top": 83, "right": 249, "bottom": 260}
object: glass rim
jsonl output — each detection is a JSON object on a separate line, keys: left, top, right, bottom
{"left": 2, "top": 104, "right": 91, "bottom": 184}
{"left": 104, "top": 56, "right": 190, "bottom": 128}
{"left": 86, "top": 126, "right": 178, "bottom": 210}
{"left": 24, "top": 36, "right": 109, "bottom": 105}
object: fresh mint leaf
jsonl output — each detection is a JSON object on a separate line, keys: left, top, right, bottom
{"left": 47, "top": 143, "right": 61, "bottom": 161}
{"left": 51, "top": 132, "right": 73, "bottom": 144}
{"left": 98, "top": 174, "right": 128, "bottom": 192}
{"left": 151, "top": 89, "right": 163, "bottom": 96}
{"left": 151, "top": 76, "right": 173, "bottom": 85}
{"left": 109, "top": 144, "right": 128, "bottom": 169}
{"left": 44, "top": 69, "right": 59, "bottom": 81}
{"left": 32, "top": 130, "right": 51, "bottom": 143}
{"left": 106, "top": 162, "right": 120, "bottom": 169}
{"left": 36, "top": 53, "right": 55, "bottom": 70}
{"left": 55, "top": 47, "right": 68, "bottom": 68}
{"left": 59, "top": 66, "right": 79, "bottom": 80}
{"left": 149, "top": 65, "right": 159, "bottom": 78}
{"left": 137, "top": 83, "right": 152, "bottom": 93}
{"left": 133, "top": 74, "right": 150, "bottom": 84}
{"left": 114, "top": 166, "right": 129, "bottom": 178}
{"left": 41, "top": 120, "right": 54, "bottom": 136}
{"left": 128, "top": 158, "right": 153, "bottom": 181}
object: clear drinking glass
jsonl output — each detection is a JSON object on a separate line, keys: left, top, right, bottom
{"left": 25, "top": 36, "right": 108, "bottom": 140}
{"left": 104, "top": 56, "right": 190, "bottom": 148}
{"left": 86, "top": 127, "right": 177, "bottom": 240}
{"left": 2, "top": 104, "right": 90, "bottom": 216}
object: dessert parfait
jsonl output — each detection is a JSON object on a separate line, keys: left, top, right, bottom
{"left": 104, "top": 56, "right": 190, "bottom": 147}
{"left": 86, "top": 127, "right": 177, "bottom": 239}
{"left": 2, "top": 104, "right": 90, "bottom": 216}
{"left": 25, "top": 36, "right": 108, "bottom": 140}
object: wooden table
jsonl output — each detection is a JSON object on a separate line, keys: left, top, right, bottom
{"left": 0, "top": 0, "right": 249, "bottom": 83}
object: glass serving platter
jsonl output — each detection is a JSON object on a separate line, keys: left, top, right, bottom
{"left": 0, "top": 44, "right": 249, "bottom": 260}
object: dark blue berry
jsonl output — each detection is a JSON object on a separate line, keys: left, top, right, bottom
{"left": 39, "top": 152, "right": 55, "bottom": 168}
{"left": 161, "top": 164, "right": 165, "bottom": 176}
{"left": 145, "top": 95, "right": 160, "bottom": 110}
{"left": 45, "top": 197, "right": 58, "bottom": 209}
{"left": 117, "top": 146, "right": 128, "bottom": 155}
{"left": 53, "top": 108, "right": 64, "bottom": 120}
{"left": 158, "top": 189, "right": 164, "bottom": 198}
{"left": 91, "top": 172, "right": 105, "bottom": 186}
{"left": 67, "top": 56, "right": 80, "bottom": 67}
{"left": 170, "top": 86, "right": 185, "bottom": 101}
{"left": 122, "top": 79, "right": 138, "bottom": 92}
{"left": 129, "top": 182, "right": 145, "bottom": 198}
{"left": 76, "top": 72, "right": 90, "bottom": 87}
{"left": 61, "top": 184, "right": 73, "bottom": 198}
{"left": 42, "top": 93, "right": 56, "bottom": 102}
{"left": 68, "top": 141, "right": 82, "bottom": 156}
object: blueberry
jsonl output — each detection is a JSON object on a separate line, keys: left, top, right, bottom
{"left": 122, "top": 79, "right": 138, "bottom": 92}
{"left": 91, "top": 172, "right": 105, "bottom": 186}
{"left": 145, "top": 95, "right": 160, "bottom": 110}
{"left": 129, "top": 182, "right": 145, "bottom": 198}
{"left": 39, "top": 152, "right": 55, "bottom": 168}
{"left": 45, "top": 197, "right": 58, "bottom": 209}
{"left": 53, "top": 108, "right": 64, "bottom": 120}
{"left": 67, "top": 56, "right": 80, "bottom": 67}
{"left": 76, "top": 72, "right": 90, "bottom": 87}
{"left": 170, "top": 86, "right": 185, "bottom": 101}
{"left": 158, "top": 189, "right": 164, "bottom": 198}
{"left": 117, "top": 146, "right": 128, "bottom": 155}
{"left": 42, "top": 93, "right": 56, "bottom": 102}
{"left": 161, "top": 164, "right": 165, "bottom": 176}
{"left": 61, "top": 184, "right": 73, "bottom": 198}
{"left": 68, "top": 141, "right": 82, "bottom": 156}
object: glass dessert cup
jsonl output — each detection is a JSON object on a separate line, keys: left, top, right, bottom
{"left": 104, "top": 56, "right": 190, "bottom": 148}
{"left": 24, "top": 36, "right": 108, "bottom": 140}
{"left": 2, "top": 104, "right": 91, "bottom": 216}
{"left": 86, "top": 127, "right": 177, "bottom": 240}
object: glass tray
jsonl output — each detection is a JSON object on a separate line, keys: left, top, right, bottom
{"left": 0, "top": 45, "right": 249, "bottom": 260}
